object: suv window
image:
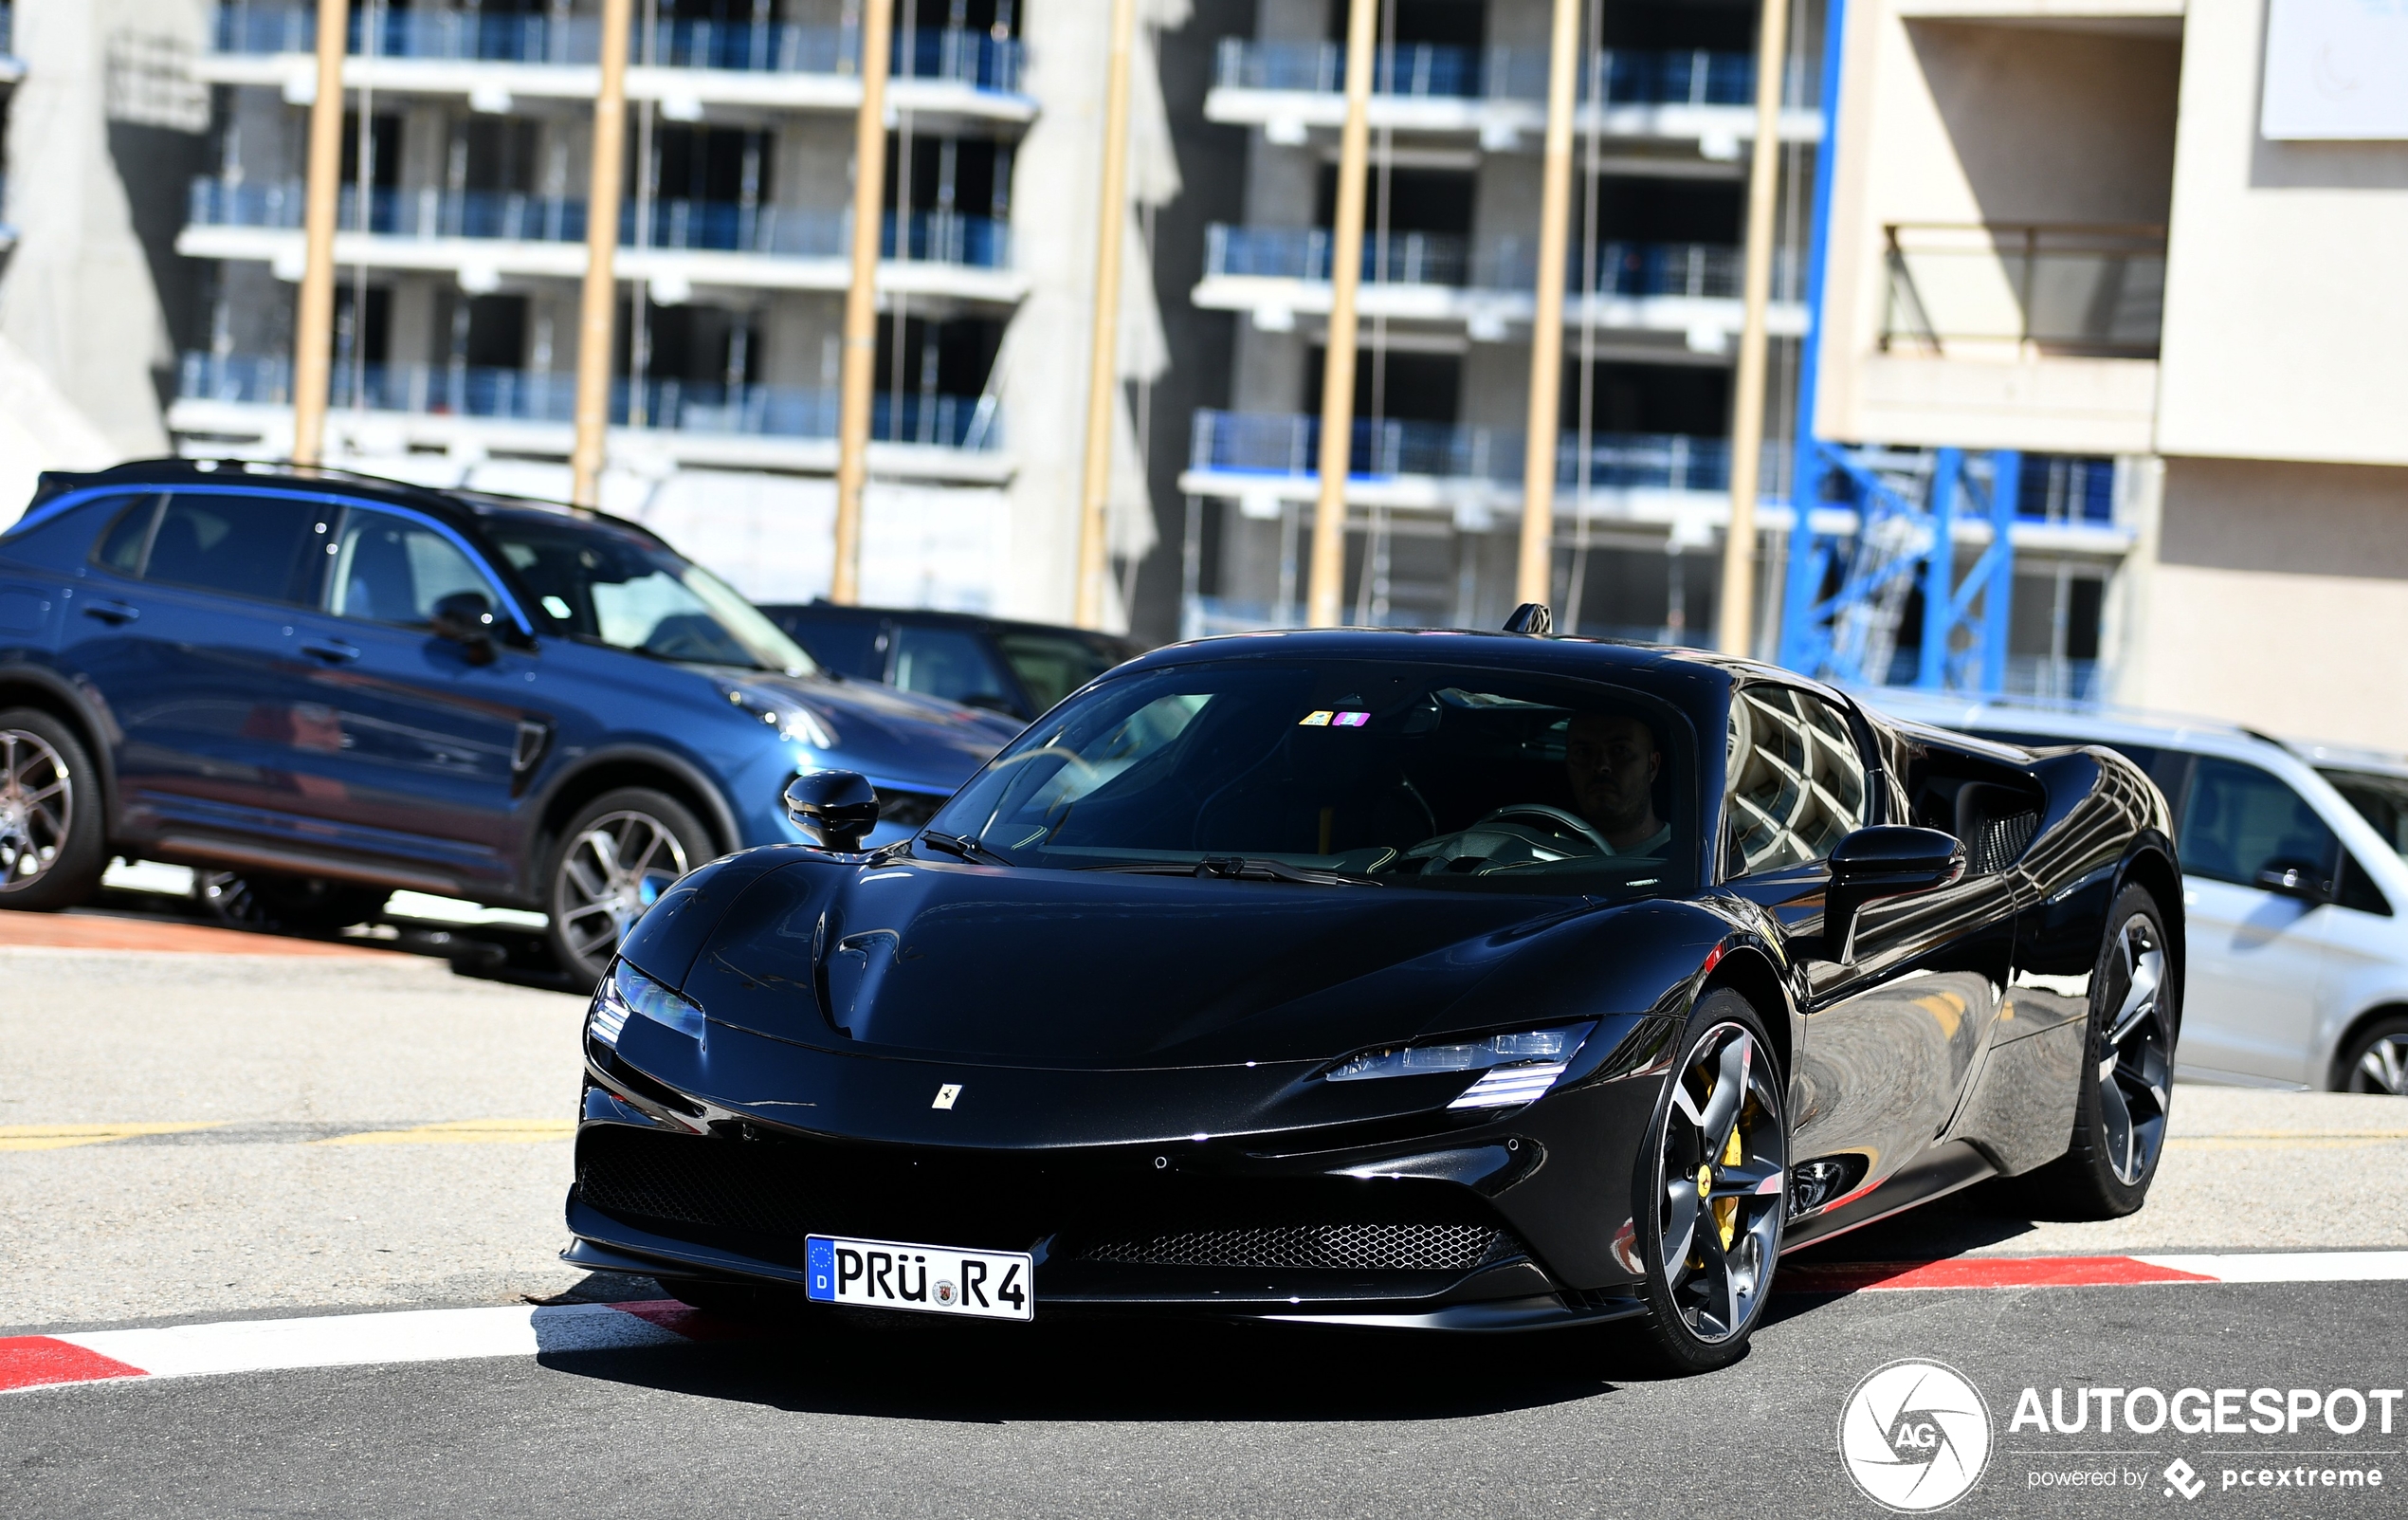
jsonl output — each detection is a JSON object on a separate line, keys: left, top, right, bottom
{"left": 997, "top": 630, "right": 1123, "bottom": 713}
{"left": 1725, "top": 685, "right": 1867, "bottom": 875}
{"left": 140, "top": 493, "right": 326, "bottom": 605}
{"left": 90, "top": 495, "right": 165, "bottom": 576}
{"left": 892, "top": 623, "right": 1014, "bottom": 709}
{"left": 0, "top": 494, "right": 147, "bottom": 569}
{"left": 2180, "top": 758, "right": 2338, "bottom": 890}
{"left": 768, "top": 609, "right": 885, "bottom": 680}
{"left": 328, "top": 506, "right": 496, "bottom": 628}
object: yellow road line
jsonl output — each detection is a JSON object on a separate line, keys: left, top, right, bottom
{"left": 313, "top": 1119, "right": 577, "bottom": 1146}
{"left": 0, "top": 1122, "right": 227, "bottom": 1152}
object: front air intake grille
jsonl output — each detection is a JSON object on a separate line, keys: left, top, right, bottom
{"left": 1075, "top": 1221, "right": 1513, "bottom": 1273}
{"left": 579, "top": 1126, "right": 830, "bottom": 1240}
{"left": 577, "top": 1126, "right": 1526, "bottom": 1277}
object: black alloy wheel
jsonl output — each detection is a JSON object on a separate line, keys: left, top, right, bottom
{"left": 2031, "top": 884, "right": 2177, "bottom": 1218}
{"left": 544, "top": 786, "right": 715, "bottom": 988}
{"left": 0, "top": 707, "right": 105, "bottom": 912}
{"left": 1631, "top": 988, "right": 1789, "bottom": 1374}
{"left": 2340, "top": 1016, "right": 2408, "bottom": 1096}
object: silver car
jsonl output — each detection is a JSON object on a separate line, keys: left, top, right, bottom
{"left": 1868, "top": 693, "right": 2408, "bottom": 1095}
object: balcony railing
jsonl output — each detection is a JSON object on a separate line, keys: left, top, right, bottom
{"left": 1880, "top": 223, "right": 2165, "bottom": 358}
{"left": 1213, "top": 40, "right": 1801, "bottom": 108}
{"left": 188, "top": 178, "right": 1010, "bottom": 268}
{"left": 179, "top": 353, "right": 999, "bottom": 449}
{"left": 1190, "top": 409, "right": 1731, "bottom": 492}
{"left": 210, "top": 4, "right": 1023, "bottom": 92}
{"left": 1206, "top": 225, "right": 1801, "bottom": 301}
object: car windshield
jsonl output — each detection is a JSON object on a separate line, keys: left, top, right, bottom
{"left": 921, "top": 657, "right": 1698, "bottom": 895}
{"left": 483, "top": 514, "right": 815, "bottom": 673}
{"left": 2319, "top": 768, "right": 2408, "bottom": 861}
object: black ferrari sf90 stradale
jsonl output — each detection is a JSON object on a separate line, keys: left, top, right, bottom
{"left": 564, "top": 626, "right": 2180, "bottom": 1371}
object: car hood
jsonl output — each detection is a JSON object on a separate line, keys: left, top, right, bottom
{"left": 721, "top": 670, "right": 1020, "bottom": 792}
{"left": 665, "top": 855, "right": 1721, "bottom": 1070}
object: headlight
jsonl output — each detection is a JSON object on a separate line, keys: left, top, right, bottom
{"left": 1325, "top": 1022, "right": 1596, "bottom": 1109}
{"left": 587, "top": 960, "right": 705, "bottom": 1050}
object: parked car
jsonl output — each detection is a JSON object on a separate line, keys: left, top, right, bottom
{"left": 567, "top": 629, "right": 2180, "bottom": 1370}
{"left": 1872, "top": 690, "right": 2408, "bottom": 1095}
{"left": 757, "top": 600, "right": 1140, "bottom": 723}
{"left": 0, "top": 460, "right": 1019, "bottom": 981}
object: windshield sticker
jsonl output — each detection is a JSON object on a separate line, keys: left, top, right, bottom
{"left": 1299, "top": 711, "right": 1333, "bottom": 726}
{"left": 1332, "top": 711, "right": 1371, "bottom": 727}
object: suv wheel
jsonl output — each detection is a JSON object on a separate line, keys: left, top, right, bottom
{"left": 0, "top": 707, "right": 105, "bottom": 912}
{"left": 545, "top": 787, "right": 714, "bottom": 987}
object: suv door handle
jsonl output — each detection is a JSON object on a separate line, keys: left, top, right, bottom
{"left": 82, "top": 600, "right": 139, "bottom": 625}
{"left": 301, "top": 639, "right": 361, "bottom": 663}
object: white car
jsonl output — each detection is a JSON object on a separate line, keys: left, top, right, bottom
{"left": 1866, "top": 692, "right": 2408, "bottom": 1095}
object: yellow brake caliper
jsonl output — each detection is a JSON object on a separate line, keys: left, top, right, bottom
{"left": 1713, "top": 1120, "right": 1743, "bottom": 1249}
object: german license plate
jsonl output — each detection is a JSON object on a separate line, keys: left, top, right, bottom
{"left": 803, "top": 1235, "right": 1033, "bottom": 1322}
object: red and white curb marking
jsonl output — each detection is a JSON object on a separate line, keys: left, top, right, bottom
{"left": 1779, "top": 1249, "right": 2408, "bottom": 1293}
{"left": 0, "top": 1300, "right": 726, "bottom": 1396}
{"left": 6, "top": 1252, "right": 2405, "bottom": 1394}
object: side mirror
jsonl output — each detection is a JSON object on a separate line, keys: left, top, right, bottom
{"left": 430, "top": 591, "right": 499, "bottom": 666}
{"left": 1825, "top": 826, "right": 1965, "bottom": 961}
{"left": 785, "top": 769, "right": 881, "bottom": 851}
{"left": 2254, "top": 858, "right": 2333, "bottom": 903}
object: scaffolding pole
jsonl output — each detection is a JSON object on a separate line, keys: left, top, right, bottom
{"left": 1513, "top": 0, "right": 1582, "bottom": 608}
{"left": 1717, "top": 0, "right": 1790, "bottom": 657}
{"left": 1306, "top": 0, "right": 1378, "bottom": 628}
{"left": 1074, "top": 0, "right": 1142, "bottom": 630}
{"left": 570, "top": 0, "right": 633, "bottom": 507}
{"left": 831, "top": 0, "right": 896, "bottom": 604}
{"left": 289, "top": 0, "right": 349, "bottom": 467}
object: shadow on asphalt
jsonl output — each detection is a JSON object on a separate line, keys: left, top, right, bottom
{"left": 535, "top": 1304, "right": 1669, "bottom": 1420}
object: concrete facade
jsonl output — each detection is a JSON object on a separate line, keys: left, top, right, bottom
{"left": 1813, "top": 0, "right": 2408, "bottom": 744}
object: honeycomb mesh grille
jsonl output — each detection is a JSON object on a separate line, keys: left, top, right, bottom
{"left": 1973, "top": 809, "right": 2040, "bottom": 874}
{"left": 1076, "top": 1221, "right": 1512, "bottom": 1273}
{"left": 579, "top": 1129, "right": 826, "bottom": 1240}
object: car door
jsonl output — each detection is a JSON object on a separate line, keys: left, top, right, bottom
{"left": 1722, "top": 687, "right": 2013, "bottom": 1191}
{"left": 62, "top": 488, "right": 340, "bottom": 852}
{"left": 269, "top": 502, "right": 546, "bottom": 895}
{"left": 2174, "top": 755, "right": 2344, "bottom": 1085}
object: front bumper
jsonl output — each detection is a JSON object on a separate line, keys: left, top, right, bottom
{"left": 563, "top": 1016, "right": 1670, "bottom": 1329}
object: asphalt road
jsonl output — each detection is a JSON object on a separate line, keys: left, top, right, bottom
{"left": 8, "top": 1282, "right": 2405, "bottom": 1519}
{"left": 7, "top": 936, "right": 2408, "bottom": 1518}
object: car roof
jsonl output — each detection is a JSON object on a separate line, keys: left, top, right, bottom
{"left": 26, "top": 457, "right": 666, "bottom": 549}
{"left": 1112, "top": 627, "right": 1788, "bottom": 693}
{"left": 761, "top": 600, "right": 1144, "bottom": 652}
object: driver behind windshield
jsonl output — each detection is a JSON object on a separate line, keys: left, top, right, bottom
{"left": 1566, "top": 711, "right": 1670, "bottom": 855}
{"left": 924, "top": 662, "right": 1692, "bottom": 894}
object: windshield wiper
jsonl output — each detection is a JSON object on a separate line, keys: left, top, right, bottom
{"left": 1083, "top": 856, "right": 1379, "bottom": 887}
{"left": 919, "top": 830, "right": 1014, "bottom": 868}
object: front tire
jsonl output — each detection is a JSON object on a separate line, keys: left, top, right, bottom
{"left": 2027, "top": 885, "right": 2177, "bottom": 1218}
{"left": 2339, "top": 1016, "right": 2408, "bottom": 1095}
{"left": 0, "top": 707, "right": 106, "bottom": 912}
{"left": 1629, "top": 989, "right": 1789, "bottom": 1375}
{"left": 544, "top": 787, "right": 715, "bottom": 988}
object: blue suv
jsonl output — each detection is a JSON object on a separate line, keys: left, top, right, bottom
{"left": 0, "top": 460, "right": 1019, "bottom": 981}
